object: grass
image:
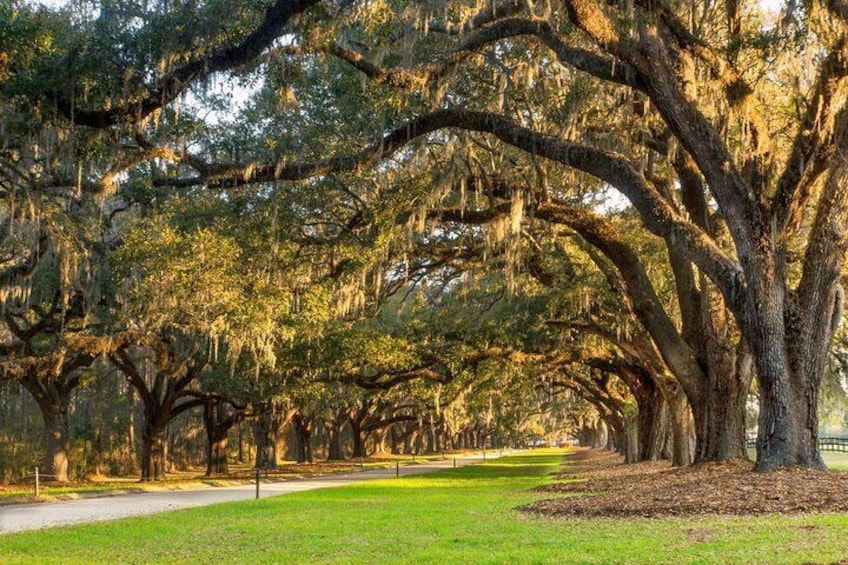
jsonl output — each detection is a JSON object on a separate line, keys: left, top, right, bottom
{"left": 823, "top": 451, "right": 848, "bottom": 469}
{"left": 2, "top": 448, "right": 848, "bottom": 564}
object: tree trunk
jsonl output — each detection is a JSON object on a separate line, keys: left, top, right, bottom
{"left": 326, "top": 422, "right": 345, "bottom": 461}
{"left": 22, "top": 378, "right": 72, "bottom": 483}
{"left": 140, "top": 422, "right": 167, "bottom": 481}
{"left": 403, "top": 429, "right": 415, "bottom": 455}
{"left": 624, "top": 413, "right": 639, "bottom": 464}
{"left": 350, "top": 420, "right": 367, "bottom": 458}
{"left": 42, "top": 406, "right": 70, "bottom": 483}
{"left": 237, "top": 421, "right": 245, "bottom": 463}
{"left": 203, "top": 403, "right": 236, "bottom": 476}
{"left": 578, "top": 425, "right": 593, "bottom": 447}
{"left": 206, "top": 433, "right": 229, "bottom": 476}
{"left": 252, "top": 409, "right": 277, "bottom": 468}
{"left": 664, "top": 206, "right": 753, "bottom": 464}
{"left": 127, "top": 385, "right": 136, "bottom": 467}
{"left": 413, "top": 429, "right": 423, "bottom": 454}
{"left": 752, "top": 277, "right": 830, "bottom": 471}
{"left": 426, "top": 424, "right": 437, "bottom": 453}
{"left": 592, "top": 420, "right": 606, "bottom": 448}
{"left": 292, "top": 414, "right": 313, "bottom": 463}
{"left": 668, "top": 386, "right": 694, "bottom": 466}
{"left": 634, "top": 383, "right": 667, "bottom": 461}
{"left": 752, "top": 136, "right": 848, "bottom": 470}
{"left": 605, "top": 428, "right": 616, "bottom": 451}
{"left": 690, "top": 343, "right": 753, "bottom": 462}
{"left": 390, "top": 426, "right": 400, "bottom": 455}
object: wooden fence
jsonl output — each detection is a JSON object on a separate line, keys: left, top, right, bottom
{"left": 744, "top": 436, "right": 848, "bottom": 453}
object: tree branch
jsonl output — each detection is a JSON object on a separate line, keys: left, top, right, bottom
{"left": 54, "top": 0, "right": 321, "bottom": 128}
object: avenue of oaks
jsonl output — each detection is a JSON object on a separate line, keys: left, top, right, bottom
{"left": 1, "top": 0, "right": 848, "bottom": 482}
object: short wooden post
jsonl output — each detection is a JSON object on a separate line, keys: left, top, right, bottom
{"left": 255, "top": 467, "right": 260, "bottom": 499}
{"left": 34, "top": 467, "right": 40, "bottom": 498}
{"left": 395, "top": 460, "right": 399, "bottom": 477}
{"left": 453, "top": 458, "right": 456, "bottom": 468}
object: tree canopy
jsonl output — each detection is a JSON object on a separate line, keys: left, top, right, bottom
{"left": 2, "top": 0, "right": 848, "bottom": 481}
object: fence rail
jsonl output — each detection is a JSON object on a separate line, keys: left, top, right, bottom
{"left": 817, "top": 437, "right": 848, "bottom": 453}
{"left": 18, "top": 467, "right": 60, "bottom": 497}
{"left": 744, "top": 436, "right": 848, "bottom": 453}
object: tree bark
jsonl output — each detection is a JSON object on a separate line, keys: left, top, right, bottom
{"left": 751, "top": 272, "right": 839, "bottom": 470}
{"left": 591, "top": 420, "right": 605, "bottom": 448}
{"left": 326, "top": 422, "right": 345, "bottom": 461}
{"left": 624, "top": 413, "right": 639, "bottom": 464}
{"left": 21, "top": 376, "right": 76, "bottom": 482}
{"left": 140, "top": 422, "right": 167, "bottom": 481}
{"left": 350, "top": 420, "right": 367, "bottom": 458}
{"left": 203, "top": 401, "right": 239, "bottom": 476}
{"left": 695, "top": 350, "right": 752, "bottom": 462}
{"left": 632, "top": 377, "right": 667, "bottom": 461}
{"left": 668, "top": 386, "right": 694, "bottom": 466}
{"left": 41, "top": 405, "right": 70, "bottom": 482}
{"left": 292, "top": 413, "right": 314, "bottom": 463}
{"left": 252, "top": 408, "right": 277, "bottom": 468}
{"left": 206, "top": 433, "right": 229, "bottom": 476}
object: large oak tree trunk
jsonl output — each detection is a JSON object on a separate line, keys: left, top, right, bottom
{"left": 252, "top": 408, "right": 277, "bottom": 468}
{"left": 42, "top": 405, "right": 71, "bottom": 483}
{"left": 206, "top": 433, "right": 229, "bottom": 476}
{"left": 140, "top": 422, "right": 167, "bottom": 481}
{"left": 22, "top": 378, "right": 73, "bottom": 482}
{"left": 689, "top": 344, "right": 753, "bottom": 463}
{"left": 638, "top": 398, "right": 667, "bottom": 462}
{"left": 633, "top": 381, "right": 667, "bottom": 462}
{"left": 590, "top": 420, "right": 605, "bottom": 448}
{"left": 292, "top": 414, "right": 313, "bottom": 463}
{"left": 350, "top": 420, "right": 367, "bottom": 458}
{"left": 390, "top": 426, "right": 400, "bottom": 455}
{"left": 326, "top": 423, "right": 345, "bottom": 461}
{"left": 750, "top": 269, "right": 840, "bottom": 471}
{"left": 668, "top": 386, "right": 693, "bottom": 466}
{"left": 203, "top": 403, "right": 237, "bottom": 476}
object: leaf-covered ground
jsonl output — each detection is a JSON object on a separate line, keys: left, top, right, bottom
{"left": 525, "top": 449, "right": 848, "bottom": 518}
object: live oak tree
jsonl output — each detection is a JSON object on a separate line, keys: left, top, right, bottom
{"left": 0, "top": 195, "right": 128, "bottom": 481}
{"left": 9, "top": 0, "right": 848, "bottom": 473}
{"left": 249, "top": 0, "right": 848, "bottom": 470}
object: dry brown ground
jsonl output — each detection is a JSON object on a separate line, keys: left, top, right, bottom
{"left": 523, "top": 448, "right": 848, "bottom": 518}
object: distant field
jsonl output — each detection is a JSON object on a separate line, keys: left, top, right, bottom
{"left": 3, "top": 448, "right": 848, "bottom": 564}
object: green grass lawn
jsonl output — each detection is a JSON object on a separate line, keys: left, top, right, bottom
{"left": 2, "top": 448, "right": 848, "bottom": 564}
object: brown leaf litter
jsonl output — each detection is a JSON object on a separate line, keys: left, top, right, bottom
{"left": 522, "top": 448, "right": 848, "bottom": 518}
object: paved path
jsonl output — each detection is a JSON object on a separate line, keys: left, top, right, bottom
{"left": 0, "top": 451, "right": 514, "bottom": 534}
